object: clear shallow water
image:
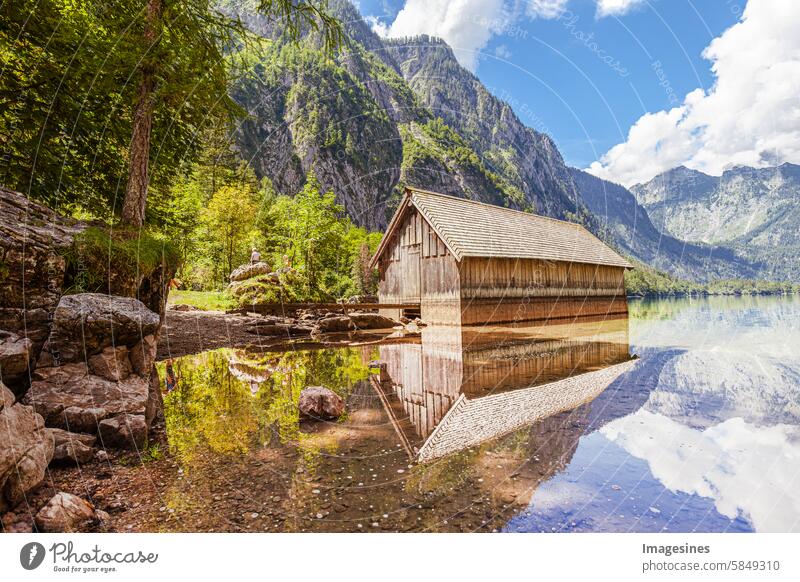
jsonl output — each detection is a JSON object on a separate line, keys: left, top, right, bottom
{"left": 159, "top": 296, "right": 800, "bottom": 532}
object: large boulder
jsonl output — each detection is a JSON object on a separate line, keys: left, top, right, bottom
{"left": 43, "top": 293, "right": 160, "bottom": 364}
{"left": 298, "top": 386, "right": 345, "bottom": 420}
{"left": 0, "top": 330, "right": 33, "bottom": 393}
{"left": 348, "top": 313, "right": 401, "bottom": 330}
{"left": 0, "top": 383, "right": 54, "bottom": 512}
{"left": 229, "top": 261, "right": 272, "bottom": 283}
{"left": 0, "top": 187, "right": 84, "bottom": 376}
{"left": 24, "top": 364, "right": 149, "bottom": 432}
{"left": 48, "top": 427, "right": 96, "bottom": 463}
{"left": 316, "top": 316, "right": 354, "bottom": 333}
{"left": 21, "top": 295, "right": 163, "bottom": 449}
{"left": 98, "top": 414, "right": 147, "bottom": 449}
{"left": 51, "top": 439, "right": 95, "bottom": 465}
{"left": 34, "top": 492, "right": 97, "bottom": 532}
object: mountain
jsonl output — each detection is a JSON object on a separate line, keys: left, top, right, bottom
{"left": 569, "top": 169, "right": 760, "bottom": 281}
{"left": 222, "top": 0, "right": 787, "bottom": 283}
{"left": 225, "top": 0, "right": 589, "bottom": 230}
{"left": 631, "top": 164, "right": 800, "bottom": 280}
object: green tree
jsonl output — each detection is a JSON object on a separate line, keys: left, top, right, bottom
{"left": 1, "top": 1, "right": 341, "bottom": 224}
{"left": 268, "top": 172, "right": 349, "bottom": 297}
{"left": 120, "top": 0, "right": 343, "bottom": 226}
{"left": 200, "top": 184, "right": 258, "bottom": 285}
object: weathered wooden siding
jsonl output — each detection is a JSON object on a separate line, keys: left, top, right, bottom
{"left": 378, "top": 206, "right": 461, "bottom": 324}
{"left": 378, "top": 206, "right": 628, "bottom": 325}
{"left": 458, "top": 257, "right": 626, "bottom": 324}
{"left": 459, "top": 257, "right": 625, "bottom": 298}
{"left": 459, "top": 296, "right": 629, "bottom": 325}
{"left": 379, "top": 341, "right": 462, "bottom": 439}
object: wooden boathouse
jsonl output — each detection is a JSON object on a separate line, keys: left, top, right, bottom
{"left": 370, "top": 188, "right": 633, "bottom": 325}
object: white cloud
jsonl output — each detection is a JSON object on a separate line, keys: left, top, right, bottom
{"left": 376, "top": 0, "right": 507, "bottom": 71}
{"left": 494, "top": 44, "right": 513, "bottom": 59}
{"left": 527, "top": 0, "right": 569, "bottom": 20}
{"left": 367, "top": 0, "right": 649, "bottom": 73}
{"left": 588, "top": 0, "right": 800, "bottom": 186}
{"left": 602, "top": 412, "right": 800, "bottom": 532}
{"left": 595, "top": 0, "right": 645, "bottom": 17}
{"left": 364, "top": 14, "right": 390, "bottom": 37}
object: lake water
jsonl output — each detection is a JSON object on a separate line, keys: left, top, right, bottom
{"left": 158, "top": 295, "right": 800, "bottom": 532}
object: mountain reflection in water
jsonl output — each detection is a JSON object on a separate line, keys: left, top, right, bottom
{"left": 158, "top": 296, "right": 800, "bottom": 532}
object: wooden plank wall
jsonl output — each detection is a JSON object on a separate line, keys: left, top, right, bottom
{"left": 461, "top": 338, "right": 631, "bottom": 398}
{"left": 377, "top": 208, "right": 628, "bottom": 326}
{"left": 379, "top": 342, "right": 462, "bottom": 439}
{"left": 378, "top": 205, "right": 462, "bottom": 324}
{"left": 459, "top": 257, "right": 626, "bottom": 299}
{"left": 460, "top": 296, "right": 629, "bottom": 325}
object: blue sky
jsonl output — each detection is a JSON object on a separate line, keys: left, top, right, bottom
{"left": 354, "top": 1, "right": 799, "bottom": 186}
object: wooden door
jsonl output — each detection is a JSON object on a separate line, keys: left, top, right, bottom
{"left": 402, "top": 245, "right": 421, "bottom": 302}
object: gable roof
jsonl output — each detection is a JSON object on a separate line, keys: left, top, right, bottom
{"left": 370, "top": 188, "right": 633, "bottom": 269}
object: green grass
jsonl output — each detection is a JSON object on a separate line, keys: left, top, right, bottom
{"left": 168, "top": 290, "right": 236, "bottom": 311}
{"left": 62, "top": 226, "right": 181, "bottom": 295}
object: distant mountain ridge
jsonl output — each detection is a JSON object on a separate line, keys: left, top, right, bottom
{"left": 631, "top": 163, "right": 800, "bottom": 280}
{"left": 569, "top": 169, "right": 761, "bottom": 281}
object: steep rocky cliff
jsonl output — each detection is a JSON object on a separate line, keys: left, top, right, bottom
{"left": 631, "top": 163, "right": 800, "bottom": 280}
{"left": 225, "top": 0, "right": 791, "bottom": 282}
{"left": 227, "top": 0, "right": 589, "bottom": 230}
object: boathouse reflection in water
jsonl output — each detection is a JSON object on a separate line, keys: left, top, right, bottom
{"left": 373, "top": 315, "right": 634, "bottom": 461}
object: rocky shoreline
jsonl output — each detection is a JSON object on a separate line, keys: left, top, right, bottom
{"left": 1, "top": 187, "right": 174, "bottom": 532}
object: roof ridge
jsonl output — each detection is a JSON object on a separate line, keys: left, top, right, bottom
{"left": 408, "top": 186, "right": 585, "bottom": 230}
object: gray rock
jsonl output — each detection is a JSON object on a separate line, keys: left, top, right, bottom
{"left": 129, "top": 335, "right": 157, "bottom": 375}
{"left": 48, "top": 427, "right": 97, "bottom": 448}
{"left": 0, "top": 187, "right": 84, "bottom": 366}
{"left": 98, "top": 414, "right": 147, "bottom": 449}
{"left": 45, "top": 293, "right": 160, "bottom": 363}
{"left": 229, "top": 261, "right": 272, "bottom": 283}
{"left": 35, "top": 492, "right": 96, "bottom": 532}
{"left": 52, "top": 440, "right": 95, "bottom": 465}
{"left": 316, "top": 313, "right": 399, "bottom": 334}
{"left": 25, "top": 365, "right": 148, "bottom": 432}
{"left": 59, "top": 407, "right": 109, "bottom": 433}
{"left": 88, "top": 346, "right": 133, "bottom": 381}
{"left": 298, "top": 386, "right": 345, "bottom": 420}
{"left": 0, "top": 330, "right": 33, "bottom": 387}
{"left": 316, "top": 316, "right": 355, "bottom": 333}
{"left": 0, "top": 383, "right": 54, "bottom": 511}
{"left": 349, "top": 313, "right": 399, "bottom": 330}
